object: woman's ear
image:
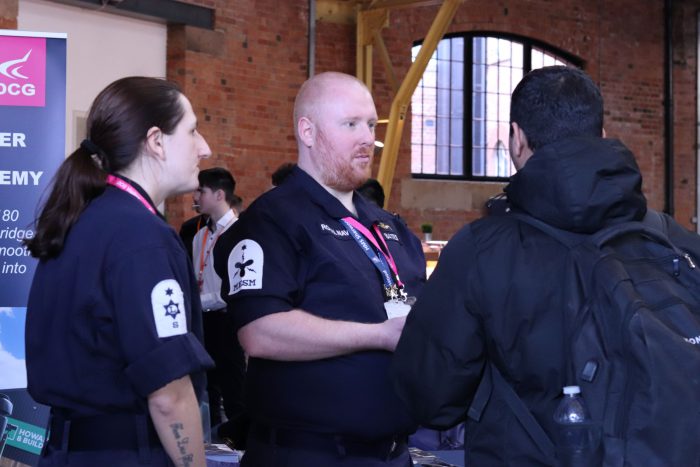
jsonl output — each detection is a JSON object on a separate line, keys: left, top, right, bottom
{"left": 144, "top": 126, "right": 165, "bottom": 161}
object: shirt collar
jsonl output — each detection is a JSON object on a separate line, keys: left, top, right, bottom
{"left": 109, "top": 173, "right": 164, "bottom": 221}
{"left": 216, "top": 209, "right": 236, "bottom": 229}
{"left": 289, "top": 166, "right": 386, "bottom": 225}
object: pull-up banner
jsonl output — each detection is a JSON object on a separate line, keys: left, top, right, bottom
{"left": 0, "top": 29, "right": 66, "bottom": 466}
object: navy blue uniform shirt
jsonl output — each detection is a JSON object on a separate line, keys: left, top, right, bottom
{"left": 214, "top": 167, "right": 426, "bottom": 438}
{"left": 26, "top": 177, "right": 213, "bottom": 417}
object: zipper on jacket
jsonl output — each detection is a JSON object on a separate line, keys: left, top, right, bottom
{"left": 683, "top": 253, "right": 696, "bottom": 269}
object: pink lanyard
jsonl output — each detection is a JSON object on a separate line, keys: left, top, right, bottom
{"left": 341, "top": 217, "right": 404, "bottom": 289}
{"left": 106, "top": 174, "right": 156, "bottom": 215}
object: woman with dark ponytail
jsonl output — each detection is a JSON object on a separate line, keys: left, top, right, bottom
{"left": 25, "top": 77, "right": 214, "bottom": 467}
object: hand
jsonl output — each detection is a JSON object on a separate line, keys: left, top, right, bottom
{"left": 379, "top": 316, "right": 407, "bottom": 351}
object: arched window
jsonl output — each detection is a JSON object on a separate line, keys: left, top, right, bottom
{"left": 410, "top": 33, "right": 582, "bottom": 180}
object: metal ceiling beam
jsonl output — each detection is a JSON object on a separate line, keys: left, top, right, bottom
{"left": 367, "top": 0, "right": 444, "bottom": 10}
{"left": 48, "top": 0, "right": 214, "bottom": 29}
{"left": 373, "top": 29, "right": 399, "bottom": 93}
{"left": 376, "top": 0, "right": 463, "bottom": 205}
{"left": 356, "top": 8, "right": 389, "bottom": 92}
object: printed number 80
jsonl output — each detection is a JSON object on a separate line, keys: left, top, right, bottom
{"left": 2, "top": 210, "right": 19, "bottom": 222}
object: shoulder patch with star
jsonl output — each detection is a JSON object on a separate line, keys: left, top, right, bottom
{"left": 151, "top": 279, "right": 187, "bottom": 338}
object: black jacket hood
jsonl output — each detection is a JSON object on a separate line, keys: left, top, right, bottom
{"left": 505, "top": 137, "right": 647, "bottom": 233}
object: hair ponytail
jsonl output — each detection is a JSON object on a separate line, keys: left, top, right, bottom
{"left": 25, "top": 76, "right": 185, "bottom": 260}
{"left": 25, "top": 147, "right": 106, "bottom": 259}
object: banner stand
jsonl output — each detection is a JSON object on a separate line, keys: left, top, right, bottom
{"left": 0, "top": 29, "right": 67, "bottom": 466}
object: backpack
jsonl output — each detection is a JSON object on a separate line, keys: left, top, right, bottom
{"left": 470, "top": 210, "right": 700, "bottom": 466}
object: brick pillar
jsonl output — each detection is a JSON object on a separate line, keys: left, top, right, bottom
{"left": 0, "top": 0, "right": 18, "bottom": 29}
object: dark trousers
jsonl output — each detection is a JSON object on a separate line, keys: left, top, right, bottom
{"left": 41, "top": 412, "right": 172, "bottom": 466}
{"left": 241, "top": 427, "right": 413, "bottom": 467}
{"left": 39, "top": 445, "right": 174, "bottom": 467}
{"left": 202, "top": 309, "right": 246, "bottom": 425}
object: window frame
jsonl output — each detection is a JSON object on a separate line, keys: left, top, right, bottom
{"left": 411, "top": 31, "right": 584, "bottom": 182}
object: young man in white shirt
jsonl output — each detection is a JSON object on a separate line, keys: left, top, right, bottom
{"left": 192, "top": 167, "right": 247, "bottom": 447}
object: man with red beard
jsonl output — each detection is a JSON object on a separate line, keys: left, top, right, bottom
{"left": 214, "top": 72, "right": 426, "bottom": 467}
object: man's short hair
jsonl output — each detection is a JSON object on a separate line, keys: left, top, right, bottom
{"left": 231, "top": 194, "right": 243, "bottom": 214}
{"left": 198, "top": 167, "right": 236, "bottom": 205}
{"left": 510, "top": 66, "right": 603, "bottom": 150}
{"left": 357, "top": 178, "right": 385, "bottom": 207}
{"left": 271, "top": 162, "right": 296, "bottom": 187}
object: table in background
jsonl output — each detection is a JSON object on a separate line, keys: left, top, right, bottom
{"left": 205, "top": 445, "right": 465, "bottom": 467}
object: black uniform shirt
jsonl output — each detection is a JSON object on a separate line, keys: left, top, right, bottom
{"left": 214, "top": 167, "right": 426, "bottom": 438}
{"left": 26, "top": 177, "right": 213, "bottom": 417}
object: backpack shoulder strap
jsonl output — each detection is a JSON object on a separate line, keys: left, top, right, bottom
{"left": 511, "top": 210, "right": 677, "bottom": 253}
{"left": 642, "top": 208, "right": 667, "bottom": 233}
{"left": 509, "top": 212, "right": 585, "bottom": 248}
{"left": 468, "top": 363, "right": 556, "bottom": 461}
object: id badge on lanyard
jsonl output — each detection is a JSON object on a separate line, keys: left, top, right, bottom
{"left": 340, "top": 217, "right": 415, "bottom": 319}
{"left": 384, "top": 295, "right": 416, "bottom": 319}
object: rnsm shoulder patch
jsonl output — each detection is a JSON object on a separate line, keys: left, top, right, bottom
{"left": 228, "top": 239, "right": 264, "bottom": 295}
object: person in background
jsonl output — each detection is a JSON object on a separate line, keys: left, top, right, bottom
{"left": 214, "top": 72, "right": 426, "bottom": 467}
{"left": 483, "top": 191, "right": 510, "bottom": 216}
{"left": 357, "top": 178, "right": 385, "bottom": 208}
{"left": 270, "top": 162, "right": 296, "bottom": 188}
{"left": 179, "top": 189, "right": 208, "bottom": 259}
{"left": 191, "top": 167, "right": 248, "bottom": 448}
{"left": 230, "top": 194, "right": 244, "bottom": 217}
{"left": 25, "top": 77, "right": 214, "bottom": 467}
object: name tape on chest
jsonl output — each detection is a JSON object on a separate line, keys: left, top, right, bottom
{"left": 320, "top": 223, "right": 350, "bottom": 238}
{"left": 228, "top": 239, "right": 264, "bottom": 295}
{"left": 320, "top": 222, "right": 400, "bottom": 242}
{"left": 151, "top": 279, "right": 187, "bottom": 338}
{"left": 376, "top": 222, "right": 400, "bottom": 242}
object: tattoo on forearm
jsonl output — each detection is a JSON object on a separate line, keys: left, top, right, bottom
{"left": 169, "top": 422, "right": 194, "bottom": 467}
{"left": 170, "top": 422, "right": 184, "bottom": 439}
{"left": 179, "top": 453, "right": 194, "bottom": 467}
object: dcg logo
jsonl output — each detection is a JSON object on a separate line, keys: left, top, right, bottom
{"left": 0, "top": 82, "right": 36, "bottom": 97}
{"left": 0, "top": 38, "right": 47, "bottom": 107}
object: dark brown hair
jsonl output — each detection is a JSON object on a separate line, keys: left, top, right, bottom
{"left": 25, "top": 77, "right": 185, "bottom": 259}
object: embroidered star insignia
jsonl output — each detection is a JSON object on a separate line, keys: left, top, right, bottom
{"left": 164, "top": 300, "right": 180, "bottom": 319}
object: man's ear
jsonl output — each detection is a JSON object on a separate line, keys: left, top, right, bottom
{"left": 602, "top": 128, "right": 607, "bottom": 138}
{"left": 215, "top": 188, "right": 225, "bottom": 202}
{"left": 145, "top": 126, "right": 165, "bottom": 161}
{"left": 510, "top": 122, "right": 525, "bottom": 157}
{"left": 510, "top": 122, "right": 533, "bottom": 170}
{"left": 298, "top": 117, "right": 315, "bottom": 148}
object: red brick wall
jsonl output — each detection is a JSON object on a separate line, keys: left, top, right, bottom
{"left": 2, "top": 0, "right": 698, "bottom": 237}
{"left": 367, "top": 0, "right": 687, "bottom": 238}
{"left": 165, "top": 0, "right": 311, "bottom": 228}
{"left": 672, "top": 0, "right": 699, "bottom": 228}
{"left": 0, "top": 0, "right": 17, "bottom": 28}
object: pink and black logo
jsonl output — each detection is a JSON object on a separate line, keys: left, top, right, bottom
{"left": 0, "top": 36, "right": 46, "bottom": 107}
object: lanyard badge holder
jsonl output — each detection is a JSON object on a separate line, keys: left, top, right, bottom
{"left": 340, "top": 218, "right": 414, "bottom": 319}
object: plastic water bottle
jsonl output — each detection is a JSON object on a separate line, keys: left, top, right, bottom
{"left": 552, "top": 386, "right": 602, "bottom": 467}
{"left": 200, "top": 400, "right": 211, "bottom": 444}
{"left": 0, "top": 393, "right": 13, "bottom": 459}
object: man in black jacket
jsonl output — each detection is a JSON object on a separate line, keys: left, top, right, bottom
{"left": 392, "top": 66, "right": 677, "bottom": 465}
